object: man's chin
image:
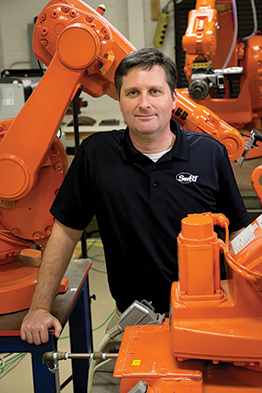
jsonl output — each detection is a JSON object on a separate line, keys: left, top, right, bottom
{"left": 135, "top": 120, "right": 158, "bottom": 132}
{"left": 136, "top": 128, "right": 157, "bottom": 135}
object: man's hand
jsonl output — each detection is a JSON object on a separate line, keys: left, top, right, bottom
{"left": 20, "top": 221, "right": 83, "bottom": 345}
{"left": 20, "top": 308, "right": 62, "bottom": 345}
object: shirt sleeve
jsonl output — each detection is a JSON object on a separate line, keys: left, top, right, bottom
{"left": 50, "top": 141, "right": 95, "bottom": 230}
{"left": 216, "top": 146, "right": 249, "bottom": 232}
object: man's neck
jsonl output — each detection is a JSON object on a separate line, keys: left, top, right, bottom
{"left": 130, "top": 131, "right": 176, "bottom": 154}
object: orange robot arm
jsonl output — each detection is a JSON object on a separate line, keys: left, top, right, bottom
{"left": 182, "top": 0, "right": 218, "bottom": 59}
{"left": 0, "top": 0, "right": 135, "bottom": 203}
{"left": 181, "top": 0, "right": 262, "bottom": 137}
{"left": 172, "top": 92, "right": 244, "bottom": 161}
{"left": 0, "top": 0, "right": 136, "bottom": 262}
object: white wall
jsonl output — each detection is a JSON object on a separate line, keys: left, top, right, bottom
{"left": 0, "top": 0, "right": 175, "bottom": 113}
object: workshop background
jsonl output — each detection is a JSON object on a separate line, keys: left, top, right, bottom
{"left": 0, "top": 0, "right": 175, "bottom": 118}
{"left": 0, "top": 0, "right": 262, "bottom": 392}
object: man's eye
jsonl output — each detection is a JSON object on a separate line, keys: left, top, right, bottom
{"left": 151, "top": 89, "right": 160, "bottom": 95}
{"left": 128, "top": 90, "right": 137, "bottom": 96}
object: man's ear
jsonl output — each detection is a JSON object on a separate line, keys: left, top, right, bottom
{"left": 118, "top": 100, "right": 123, "bottom": 113}
{"left": 172, "top": 90, "right": 177, "bottom": 111}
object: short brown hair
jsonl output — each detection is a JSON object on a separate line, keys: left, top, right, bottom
{"left": 114, "top": 48, "right": 177, "bottom": 99}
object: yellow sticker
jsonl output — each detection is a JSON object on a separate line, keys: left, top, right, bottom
{"left": 131, "top": 360, "right": 141, "bottom": 366}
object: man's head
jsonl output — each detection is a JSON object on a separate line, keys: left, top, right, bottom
{"left": 115, "top": 49, "right": 177, "bottom": 149}
{"left": 114, "top": 48, "right": 177, "bottom": 99}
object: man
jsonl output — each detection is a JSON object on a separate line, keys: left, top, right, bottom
{"left": 21, "top": 48, "right": 248, "bottom": 345}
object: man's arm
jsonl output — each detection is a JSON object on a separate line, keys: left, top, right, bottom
{"left": 229, "top": 227, "right": 245, "bottom": 242}
{"left": 20, "top": 220, "right": 83, "bottom": 345}
{"left": 217, "top": 227, "right": 245, "bottom": 243}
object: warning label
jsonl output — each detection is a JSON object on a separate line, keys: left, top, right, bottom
{"left": 231, "top": 225, "right": 255, "bottom": 255}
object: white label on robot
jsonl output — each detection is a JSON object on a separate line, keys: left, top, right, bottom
{"left": 3, "top": 87, "right": 14, "bottom": 105}
{"left": 252, "top": 223, "right": 258, "bottom": 231}
{"left": 231, "top": 225, "right": 255, "bottom": 255}
{"left": 256, "top": 214, "right": 262, "bottom": 229}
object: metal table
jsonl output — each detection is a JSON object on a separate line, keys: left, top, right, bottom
{"left": 0, "top": 258, "right": 92, "bottom": 393}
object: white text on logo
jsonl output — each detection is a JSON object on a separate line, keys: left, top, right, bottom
{"left": 176, "top": 172, "right": 199, "bottom": 184}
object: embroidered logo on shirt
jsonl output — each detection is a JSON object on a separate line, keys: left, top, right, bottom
{"left": 176, "top": 172, "right": 199, "bottom": 184}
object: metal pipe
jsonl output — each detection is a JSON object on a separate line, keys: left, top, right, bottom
{"left": 42, "top": 351, "right": 118, "bottom": 372}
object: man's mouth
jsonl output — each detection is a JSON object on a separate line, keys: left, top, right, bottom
{"left": 136, "top": 114, "right": 156, "bottom": 120}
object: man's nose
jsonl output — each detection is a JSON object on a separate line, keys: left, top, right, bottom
{"left": 139, "top": 93, "right": 151, "bottom": 108}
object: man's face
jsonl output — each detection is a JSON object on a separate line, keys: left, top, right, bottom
{"left": 118, "top": 65, "right": 177, "bottom": 140}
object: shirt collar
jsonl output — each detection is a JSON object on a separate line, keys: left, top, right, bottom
{"left": 170, "top": 119, "right": 189, "bottom": 160}
{"left": 121, "top": 119, "right": 189, "bottom": 162}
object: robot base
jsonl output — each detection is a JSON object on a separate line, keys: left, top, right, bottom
{"left": 114, "top": 321, "right": 262, "bottom": 392}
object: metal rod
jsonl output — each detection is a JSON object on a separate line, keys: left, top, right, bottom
{"left": 42, "top": 351, "right": 118, "bottom": 372}
{"left": 67, "top": 353, "right": 118, "bottom": 360}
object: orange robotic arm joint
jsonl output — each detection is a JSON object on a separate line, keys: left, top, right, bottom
{"left": 182, "top": 0, "right": 218, "bottom": 58}
{"left": 173, "top": 90, "right": 245, "bottom": 161}
{"left": 202, "top": 212, "right": 230, "bottom": 227}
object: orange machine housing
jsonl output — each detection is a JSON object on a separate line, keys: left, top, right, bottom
{"left": 114, "top": 213, "right": 262, "bottom": 391}
{"left": 171, "top": 213, "right": 262, "bottom": 367}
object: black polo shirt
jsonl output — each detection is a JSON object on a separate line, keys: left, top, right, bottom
{"left": 50, "top": 119, "right": 248, "bottom": 313}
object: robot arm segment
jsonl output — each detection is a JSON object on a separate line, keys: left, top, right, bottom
{"left": 0, "top": 0, "right": 136, "bottom": 264}
{"left": 182, "top": 0, "right": 218, "bottom": 59}
{"left": 0, "top": 0, "right": 135, "bottom": 202}
{"left": 0, "top": 54, "right": 83, "bottom": 201}
{"left": 173, "top": 91, "right": 245, "bottom": 161}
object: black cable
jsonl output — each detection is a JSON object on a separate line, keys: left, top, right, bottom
{"left": 60, "top": 375, "right": 73, "bottom": 390}
{"left": 72, "top": 86, "right": 83, "bottom": 154}
{"left": 37, "top": 59, "right": 45, "bottom": 77}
